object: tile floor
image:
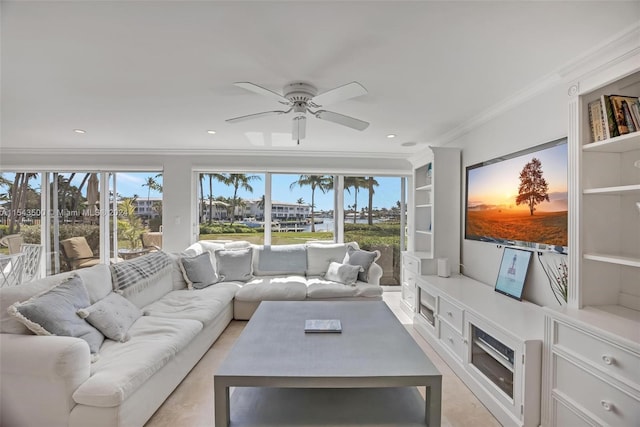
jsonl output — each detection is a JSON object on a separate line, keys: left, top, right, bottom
{"left": 145, "top": 291, "right": 500, "bottom": 426}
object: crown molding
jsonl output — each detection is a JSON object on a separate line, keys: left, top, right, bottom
{"left": 432, "top": 22, "right": 640, "bottom": 148}
{"left": 0, "top": 146, "right": 413, "bottom": 160}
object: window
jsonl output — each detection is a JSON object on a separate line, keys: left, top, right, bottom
{"left": 0, "top": 171, "right": 163, "bottom": 276}
{"left": 343, "top": 176, "right": 406, "bottom": 285}
{"left": 197, "top": 173, "right": 265, "bottom": 244}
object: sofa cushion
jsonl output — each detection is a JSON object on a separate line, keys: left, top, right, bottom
{"left": 215, "top": 248, "right": 253, "bottom": 282}
{"left": 7, "top": 275, "right": 104, "bottom": 355}
{"left": 234, "top": 276, "right": 307, "bottom": 302}
{"left": 72, "top": 316, "right": 202, "bottom": 407}
{"left": 167, "top": 252, "right": 189, "bottom": 291}
{"left": 0, "top": 264, "right": 112, "bottom": 334}
{"left": 306, "top": 278, "right": 384, "bottom": 299}
{"left": 305, "top": 243, "right": 356, "bottom": 276}
{"left": 224, "top": 240, "right": 252, "bottom": 250}
{"left": 343, "top": 246, "right": 378, "bottom": 282}
{"left": 179, "top": 252, "right": 219, "bottom": 289}
{"left": 142, "top": 283, "right": 239, "bottom": 325}
{"left": 253, "top": 244, "right": 307, "bottom": 276}
{"left": 324, "top": 262, "right": 362, "bottom": 286}
{"left": 77, "top": 292, "right": 143, "bottom": 342}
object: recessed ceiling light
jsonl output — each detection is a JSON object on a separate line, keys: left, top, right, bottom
{"left": 73, "top": 129, "right": 86, "bottom": 134}
{"left": 401, "top": 141, "right": 417, "bottom": 147}
{"left": 387, "top": 134, "right": 396, "bottom": 139}
{"left": 207, "top": 130, "right": 216, "bottom": 135}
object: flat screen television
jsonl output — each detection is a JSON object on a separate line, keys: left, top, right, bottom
{"left": 495, "top": 247, "right": 532, "bottom": 300}
{"left": 465, "top": 138, "right": 568, "bottom": 250}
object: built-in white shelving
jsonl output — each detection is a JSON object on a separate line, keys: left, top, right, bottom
{"left": 542, "top": 56, "right": 640, "bottom": 427}
{"left": 401, "top": 147, "right": 460, "bottom": 316}
{"left": 414, "top": 275, "right": 543, "bottom": 427}
{"left": 583, "top": 253, "right": 640, "bottom": 268}
{"left": 583, "top": 184, "right": 640, "bottom": 195}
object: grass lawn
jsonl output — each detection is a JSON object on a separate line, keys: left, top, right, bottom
{"left": 199, "top": 231, "right": 334, "bottom": 245}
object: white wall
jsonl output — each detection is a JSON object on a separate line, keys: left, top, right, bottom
{"left": 445, "top": 85, "right": 569, "bottom": 307}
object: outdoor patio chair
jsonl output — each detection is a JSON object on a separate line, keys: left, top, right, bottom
{"left": 0, "top": 253, "right": 25, "bottom": 287}
{"left": 0, "top": 234, "right": 24, "bottom": 254}
{"left": 140, "top": 231, "right": 162, "bottom": 251}
{"left": 19, "top": 243, "right": 43, "bottom": 282}
{"left": 60, "top": 236, "right": 100, "bottom": 270}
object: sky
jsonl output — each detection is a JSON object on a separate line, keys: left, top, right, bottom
{"left": 466, "top": 142, "right": 568, "bottom": 212}
{"left": 199, "top": 174, "right": 404, "bottom": 211}
{"left": 1, "top": 172, "right": 404, "bottom": 212}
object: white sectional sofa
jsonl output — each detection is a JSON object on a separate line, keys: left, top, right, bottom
{"left": 0, "top": 241, "right": 383, "bottom": 427}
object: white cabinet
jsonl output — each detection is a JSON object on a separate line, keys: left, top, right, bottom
{"left": 541, "top": 52, "right": 640, "bottom": 427}
{"left": 414, "top": 275, "right": 544, "bottom": 427}
{"left": 406, "top": 146, "right": 460, "bottom": 269}
{"left": 571, "top": 70, "right": 640, "bottom": 313}
{"left": 543, "top": 309, "right": 640, "bottom": 427}
{"left": 402, "top": 146, "right": 460, "bottom": 314}
{"left": 400, "top": 251, "right": 428, "bottom": 316}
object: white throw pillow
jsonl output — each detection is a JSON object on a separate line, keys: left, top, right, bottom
{"left": 77, "top": 292, "right": 142, "bottom": 342}
{"left": 324, "top": 262, "right": 363, "bottom": 286}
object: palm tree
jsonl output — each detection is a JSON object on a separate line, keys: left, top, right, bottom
{"left": 9, "top": 173, "right": 39, "bottom": 233}
{"left": 289, "top": 175, "right": 333, "bottom": 232}
{"left": 344, "top": 176, "right": 368, "bottom": 224}
{"left": 199, "top": 174, "right": 205, "bottom": 223}
{"left": 366, "top": 176, "right": 380, "bottom": 225}
{"left": 206, "top": 173, "right": 226, "bottom": 224}
{"left": 142, "top": 176, "right": 160, "bottom": 203}
{"left": 219, "top": 174, "right": 261, "bottom": 224}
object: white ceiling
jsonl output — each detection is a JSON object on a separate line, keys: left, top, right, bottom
{"left": 2, "top": 1, "right": 639, "bottom": 159}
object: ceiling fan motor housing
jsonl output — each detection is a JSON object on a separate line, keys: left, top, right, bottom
{"left": 283, "top": 82, "right": 317, "bottom": 103}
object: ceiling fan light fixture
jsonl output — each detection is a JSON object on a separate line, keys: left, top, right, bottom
{"left": 292, "top": 115, "right": 306, "bottom": 144}
{"left": 227, "top": 80, "right": 369, "bottom": 141}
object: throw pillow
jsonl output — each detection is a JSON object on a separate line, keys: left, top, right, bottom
{"left": 7, "top": 275, "right": 104, "bottom": 356}
{"left": 324, "top": 262, "right": 362, "bottom": 286}
{"left": 343, "top": 246, "right": 378, "bottom": 282}
{"left": 77, "top": 292, "right": 143, "bottom": 342}
{"left": 179, "top": 252, "right": 219, "bottom": 289}
{"left": 215, "top": 248, "right": 253, "bottom": 282}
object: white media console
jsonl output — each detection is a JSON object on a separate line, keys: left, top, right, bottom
{"left": 412, "top": 273, "right": 544, "bottom": 427}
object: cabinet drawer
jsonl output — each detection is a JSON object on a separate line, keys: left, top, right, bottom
{"left": 554, "top": 354, "right": 640, "bottom": 426}
{"left": 439, "top": 296, "right": 464, "bottom": 333}
{"left": 555, "top": 321, "right": 640, "bottom": 388}
{"left": 403, "top": 256, "right": 420, "bottom": 275}
{"left": 439, "top": 319, "right": 466, "bottom": 362}
{"left": 402, "top": 284, "right": 415, "bottom": 307}
{"left": 403, "top": 270, "right": 417, "bottom": 287}
{"left": 552, "top": 398, "right": 598, "bottom": 427}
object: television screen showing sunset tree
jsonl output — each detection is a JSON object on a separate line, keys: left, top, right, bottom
{"left": 465, "top": 138, "right": 568, "bottom": 247}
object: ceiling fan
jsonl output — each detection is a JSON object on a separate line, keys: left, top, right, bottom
{"left": 226, "top": 81, "right": 369, "bottom": 144}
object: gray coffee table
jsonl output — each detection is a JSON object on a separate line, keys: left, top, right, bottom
{"left": 214, "top": 301, "right": 442, "bottom": 426}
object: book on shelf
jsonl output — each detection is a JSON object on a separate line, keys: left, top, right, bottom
{"left": 609, "top": 95, "right": 640, "bottom": 136}
{"left": 622, "top": 100, "right": 637, "bottom": 133}
{"left": 601, "top": 95, "right": 619, "bottom": 139}
{"left": 587, "top": 100, "right": 605, "bottom": 142}
{"left": 304, "top": 319, "right": 342, "bottom": 333}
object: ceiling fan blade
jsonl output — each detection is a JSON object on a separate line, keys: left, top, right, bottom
{"left": 226, "top": 110, "right": 289, "bottom": 123}
{"left": 314, "top": 110, "right": 369, "bottom": 131}
{"left": 292, "top": 116, "right": 306, "bottom": 142}
{"left": 233, "top": 82, "right": 290, "bottom": 105}
{"left": 311, "top": 82, "right": 367, "bottom": 107}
